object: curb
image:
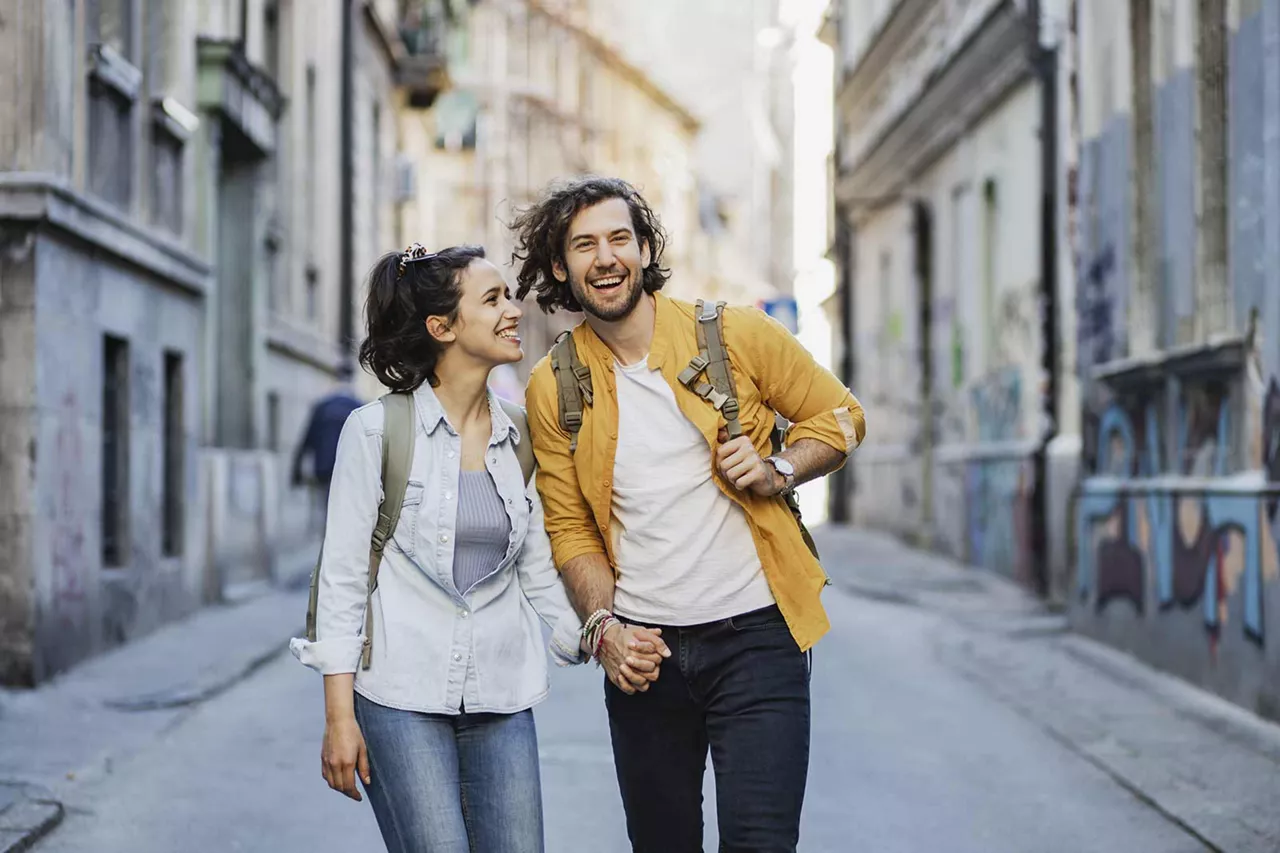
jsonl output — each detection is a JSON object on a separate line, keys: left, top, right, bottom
{"left": 0, "top": 784, "right": 63, "bottom": 853}
{"left": 102, "top": 634, "right": 296, "bottom": 712}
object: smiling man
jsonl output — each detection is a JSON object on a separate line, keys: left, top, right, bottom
{"left": 513, "top": 176, "right": 866, "bottom": 853}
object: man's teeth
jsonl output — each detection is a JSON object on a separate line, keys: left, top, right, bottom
{"left": 498, "top": 330, "right": 519, "bottom": 339}
{"left": 592, "top": 275, "right": 624, "bottom": 288}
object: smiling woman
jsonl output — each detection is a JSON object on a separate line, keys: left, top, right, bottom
{"left": 293, "top": 242, "right": 669, "bottom": 852}
{"left": 358, "top": 244, "right": 524, "bottom": 390}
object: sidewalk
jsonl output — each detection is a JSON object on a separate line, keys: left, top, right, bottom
{"left": 6, "top": 527, "right": 1280, "bottom": 851}
{"left": 0, "top": 586, "right": 309, "bottom": 850}
{"left": 815, "top": 525, "right": 1280, "bottom": 853}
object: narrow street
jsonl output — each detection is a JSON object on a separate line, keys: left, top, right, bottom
{"left": 17, "top": 528, "right": 1271, "bottom": 852}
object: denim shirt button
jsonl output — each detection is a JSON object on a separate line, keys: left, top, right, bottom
{"left": 453, "top": 653, "right": 462, "bottom": 662}
{"left": 439, "top": 533, "right": 450, "bottom": 544}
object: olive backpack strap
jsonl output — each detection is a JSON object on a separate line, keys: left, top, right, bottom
{"left": 550, "top": 330, "right": 593, "bottom": 453}
{"left": 304, "top": 390, "right": 418, "bottom": 665}
{"left": 677, "top": 300, "right": 744, "bottom": 438}
{"left": 497, "top": 397, "right": 536, "bottom": 486}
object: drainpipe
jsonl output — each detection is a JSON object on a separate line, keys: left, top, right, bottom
{"left": 1029, "top": 0, "right": 1059, "bottom": 598}
{"left": 830, "top": 201, "right": 856, "bottom": 523}
{"left": 339, "top": 0, "right": 356, "bottom": 368}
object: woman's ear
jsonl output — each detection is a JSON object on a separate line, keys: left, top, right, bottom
{"left": 425, "top": 315, "right": 456, "bottom": 344}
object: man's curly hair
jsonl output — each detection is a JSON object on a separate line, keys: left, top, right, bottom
{"left": 511, "top": 176, "right": 671, "bottom": 314}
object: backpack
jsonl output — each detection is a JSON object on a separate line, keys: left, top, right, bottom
{"left": 304, "top": 392, "right": 536, "bottom": 671}
{"left": 549, "top": 299, "right": 820, "bottom": 559}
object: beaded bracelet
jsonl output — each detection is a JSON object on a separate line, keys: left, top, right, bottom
{"left": 581, "top": 609, "right": 620, "bottom": 665}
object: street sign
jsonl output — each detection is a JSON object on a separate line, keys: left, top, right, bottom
{"left": 758, "top": 296, "right": 799, "bottom": 334}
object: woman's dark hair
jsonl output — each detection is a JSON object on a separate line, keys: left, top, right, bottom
{"left": 358, "top": 244, "right": 486, "bottom": 392}
{"left": 510, "top": 175, "right": 671, "bottom": 314}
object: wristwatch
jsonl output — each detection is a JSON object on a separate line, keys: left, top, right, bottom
{"left": 764, "top": 456, "right": 796, "bottom": 496}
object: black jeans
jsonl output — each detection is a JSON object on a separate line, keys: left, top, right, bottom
{"left": 605, "top": 604, "right": 811, "bottom": 853}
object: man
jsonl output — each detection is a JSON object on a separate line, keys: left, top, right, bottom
{"left": 291, "top": 364, "right": 364, "bottom": 518}
{"left": 516, "top": 176, "right": 865, "bottom": 852}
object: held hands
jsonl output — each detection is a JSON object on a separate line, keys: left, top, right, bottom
{"left": 596, "top": 623, "right": 671, "bottom": 695}
{"left": 322, "top": 715, "right": 371, "bottom": 802}
{"left": 716, "top": 429, "right": 782, "bottom": 497}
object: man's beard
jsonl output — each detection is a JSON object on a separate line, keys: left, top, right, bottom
{"left": 571, "top": 269, "right": 645, "bottom": 322}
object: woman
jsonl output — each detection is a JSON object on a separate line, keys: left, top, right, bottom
{"left": 291, "top": 244, "right": 665, "bottom": 852}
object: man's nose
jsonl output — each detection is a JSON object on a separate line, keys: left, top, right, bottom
{"left": 594, "top": 242, "right": 616, "bottom": 268}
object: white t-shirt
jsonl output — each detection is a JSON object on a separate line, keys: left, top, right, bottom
{"left": 609, "top": 357, "right": 775, "bottom": 625}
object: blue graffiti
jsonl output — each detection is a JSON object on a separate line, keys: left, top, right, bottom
{"left": 1079, "top": 397, "right": 1267, "bottom": 645}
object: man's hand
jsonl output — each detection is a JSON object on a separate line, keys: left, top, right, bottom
{"left": 716, "top": 431, "right": 781, "bottom": 497}
{"left": 599, "top": 624, "right": 670, "bottom": 694}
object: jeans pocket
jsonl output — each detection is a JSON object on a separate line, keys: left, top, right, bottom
{"left": 727, "top": 605, "right": 789, "bottom": 633}
{"left": 391, "top": 481, "right": 423, "bottom": 556}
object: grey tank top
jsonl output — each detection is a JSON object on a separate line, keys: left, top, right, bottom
{"left": 453, "top": 470, "right": 512, "bottom": 594}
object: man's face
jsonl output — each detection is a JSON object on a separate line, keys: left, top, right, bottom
{"left": 554, "top": 197, "right": 651, "bottom": 322}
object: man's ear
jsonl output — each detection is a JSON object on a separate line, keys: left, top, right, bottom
{"left": 552, "top": 259, "right": 568, "bottom": 282}
{"left": 425, "top": 316, "right": 456, "bottom": 344}
{"left": 640, "top": 239, "right": 652, "bottom": 270}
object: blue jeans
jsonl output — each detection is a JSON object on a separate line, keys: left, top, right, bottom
{"left": 354, "top": 694, "right": 544, "bottom": 853}
{"left": 605, "top": 604, "right": 811, "bottom": 853}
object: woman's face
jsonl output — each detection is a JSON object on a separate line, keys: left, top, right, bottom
{"left": 434, "top": 259, "right": 524, "bottom": 368}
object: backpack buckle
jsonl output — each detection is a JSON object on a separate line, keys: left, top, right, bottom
{"left": 564, "top": 410, "right": 583, "bottom": 430}
{"left": 721, "top": 398, "right": 740, "bottom": 421}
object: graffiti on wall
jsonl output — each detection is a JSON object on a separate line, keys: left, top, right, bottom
{"left": 965, "top": 456, "right": 1035, "bottom": 584}
{"left": 971, "top": 367, "right": 1022, "bottom": 442}
{"left": 1078, "top": 376, "right": 1277, "bottom": 651}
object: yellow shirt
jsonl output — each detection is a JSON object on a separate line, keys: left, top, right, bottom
{"left": 524, "top": 293, "right": 866, "bottom": 651}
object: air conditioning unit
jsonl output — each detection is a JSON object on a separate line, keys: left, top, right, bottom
{"left": 393, "top": 155, "right": 417, "bottom": 203}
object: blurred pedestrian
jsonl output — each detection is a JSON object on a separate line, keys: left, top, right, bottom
{"left": 513, "top": 176, "right": 866, "bottom": 853}
{"left": 290, "top": 243, "right": 667, "bottom": 853}
{"left": 291, "top": 363, "right": 363, "bottom": 522}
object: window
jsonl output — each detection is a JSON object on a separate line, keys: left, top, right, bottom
{"left": 264, "top": 1, "right": 282, "bottom": 81}
{"left": 372, "top": 101, "right": 382, "bottom": 254}
{"left": 305, "top": 65, "right": 317, "bottom": 247}
{"left": 103, "top": 335, "right": 131, "bottom": 567}
{"left": 266, "top": 227, "right": 283, "bottom": 313}
{"left": 88, "top": 78, "right": 136, "bottom": 210}
{"left": 88, "top": 0, "right": 140, "bottom": 211}
{"left": 266, "top": 392, "right": 281, "bottom": 453}
{"left": 306, "top": 265, "right": 319, "bottom": 320}
{"left": 92, "top": 0, "right": 136, "bottom": 57}
{"left": 981, "top": 178, "right": 999, "bottom": 366}
{"left": 150, "top": 118, "right": 184, "bottom": 232}
{"left": 162, "top": 351, "right": 184, "bottom": 557}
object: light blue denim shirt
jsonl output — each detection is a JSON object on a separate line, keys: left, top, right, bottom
{"left": 290, "top": 384, "right": 585, "bottom": 715}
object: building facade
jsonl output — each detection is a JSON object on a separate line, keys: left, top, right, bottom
{"left": 0, "top": 0, "right": 426, "bottom": 684}
{"left": 394, "top": 0, "right": 705, "bottom": 382}
{"left": 1072, "top": 0, "right": 1280, "bottom": 719}
{"left": 829, "top": 0, "right": 1063, "bottom": 593}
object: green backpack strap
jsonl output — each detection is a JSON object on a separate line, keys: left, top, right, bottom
{"left": 360, "top": 391, "right": 416, "bottom": 669}
{"left": 550, "top": 330, "right": 592, "bottom": 453}
{"left": 678, "top": 300, "right": 821, "bottom": 560}
{"left": 497, "top": 397, "right": 536, "bottom": 486}
{"left": 678, "top": 300, "right": 744, "bottom": 439}
{"left": 302, "top": 391, "right": 417, "bottom": 669}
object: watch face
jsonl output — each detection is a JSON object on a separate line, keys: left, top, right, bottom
{"left": 771, "top": 457, "right": 795, "bottom": 476}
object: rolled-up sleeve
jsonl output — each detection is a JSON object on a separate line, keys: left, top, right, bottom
{"left": 514, "top": 481, "right": 587, "bottom": 666}
{"left": 289, "top": 407, "right": 381, "bottom": 675}
{"left": 525, "top": 360, "right": 607, "bottom": 568}
{"left": 728, "top": 306, "right": 866, "bottom": 456}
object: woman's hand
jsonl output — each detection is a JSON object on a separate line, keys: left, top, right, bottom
{"left": 321, "top": 673, "right": 370, "bottom": 801}
{"left": 322, "top": 715, "right": 371, "bottom": 801}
